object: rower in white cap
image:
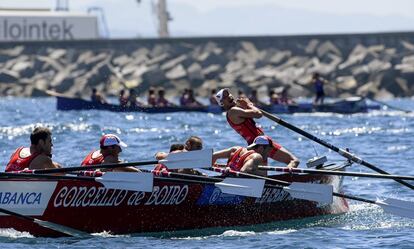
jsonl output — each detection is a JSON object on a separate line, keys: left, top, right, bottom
{"left": 215, "top": 88, "right": 299, "bottom": 168}
{"left": 81, "top": 134, "right": 140, "bottom": 172}
{"left": 213, "top": 135, "right": 276, "bottom": 176}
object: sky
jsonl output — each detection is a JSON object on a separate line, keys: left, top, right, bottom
{"left": 0, "top": 0, "right": 413, "bottom": 38}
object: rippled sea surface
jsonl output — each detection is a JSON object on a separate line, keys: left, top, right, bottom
{"left": 0, "top": 97, "right": 413, "bottom": 249}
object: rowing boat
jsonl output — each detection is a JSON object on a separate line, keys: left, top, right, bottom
{"left": 52, "top": 94, "right": 379, "bottom": 114}
{"left": 0, "top": 162, "right": 349, "bottom": 237}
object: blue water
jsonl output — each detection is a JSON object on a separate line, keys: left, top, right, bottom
{"left": 0, "top": 97, "right": 414, "bottom": 249}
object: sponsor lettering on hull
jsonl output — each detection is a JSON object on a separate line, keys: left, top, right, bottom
{"left": 0, "top": 181, "right": 57, "bottom": 216}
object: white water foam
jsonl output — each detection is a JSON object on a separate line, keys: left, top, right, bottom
{"left": 266, "top": 229, "right": 297, "bottom": 235}
{"left": 0, "top": 228, "right": 34, "bottom": 238}
{"left": 91, "top": 231, "right": 130, "bottom": 238}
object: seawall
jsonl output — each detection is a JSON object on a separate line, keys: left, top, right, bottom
{"left": 0, "top": 31, "right": 413, "bottom": 99}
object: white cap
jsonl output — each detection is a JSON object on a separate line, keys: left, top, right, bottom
{"left": 215, "top": 88, "right": 229, "bottom": 106}
{"left": 247, "top": 136, "right": 272, "bottom": 150}
{"left": 100, "top": 134, "right": 127, "bottom": 148}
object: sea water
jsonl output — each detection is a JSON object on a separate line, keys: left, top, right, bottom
{"left": 0, "top": 97, "right": 413, "bottom": 249}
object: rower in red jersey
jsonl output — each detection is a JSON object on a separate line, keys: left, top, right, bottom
{"left": 215, "top": 88, "right": 299, "bottom": 168}
{"left": 213, "top": 136, "right": 276, "bottom": 176}
{"left": 81, "top": 134, "right": 140, "bottom": 172}
{"left": 5, "top": 127, "right": 61, "bottom": 172}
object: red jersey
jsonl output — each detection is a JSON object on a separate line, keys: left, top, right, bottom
{"left": 227, "top": 147, "right": 255, "bottom": 171}
{"left": 5, "top": 147, "right": 40, "bottom": 172}
{"left": 226, "top": 112, "right": 264, "bottom": 144}
{"left": 154, "top": 163, "right": 169, "bottom": 172}
{"left": 81, "top": 150, "right": 105, "bottom": 166}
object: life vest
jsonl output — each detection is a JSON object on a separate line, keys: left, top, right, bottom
{"left": 5, "top": 147, "right": 41, "bottom": 172}
{"left": 227, "top": 147, "right": 255, "bottom": 171}
{"left": 226, "top": 112, "right": 264, "bottom": 144}
{"left": 81, "top": 150, "right": 105, "bottom": 166}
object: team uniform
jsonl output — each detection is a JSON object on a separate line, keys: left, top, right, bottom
{"left": 5, "top": 147, "right": 40, "bottom": 172}
{"left": 226, "top": 113, "right": 281, "bottom": 159}
{"left": 81, "top": 150, "right": 105, "bottom": 166}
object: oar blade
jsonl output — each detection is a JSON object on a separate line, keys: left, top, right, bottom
{"left": 34, "top": 219, "right": 90, "bottom": 237}
{"left": 284, "top": 182, "right": 333, "bottom": 204}
{"left": 96, "top": 172, "right": 154, "bottom": 192}
{"left": 161, "top": 149, "right": 213, "bottom": 169}
{"left": 215, "top": 178, "right": 265, "bottom": 198}
{"left": 377, "top": 198, "right": 414, "bottom": 219}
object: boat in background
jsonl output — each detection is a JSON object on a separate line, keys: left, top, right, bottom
{"left": 49, "top": 91, "right": 380, "bottom": 114}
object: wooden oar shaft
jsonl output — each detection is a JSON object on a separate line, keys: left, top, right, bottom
{"left": 0, "top": 172, "right": 99, "bottom": 181}
{"left": 31, "top": 161, "right": 158, "bottom": 174}
{"left": 153, "top": 170, "right": 222, "bottom": 183}
{"left": 259, "top": 166, "right": 414, "bottom": 181}
{"left": 365, "top": 97, "right": 411, "bottom": 113}
{"left": 333, "top": 192, "right": 376, "bottom": 205}
{"left": 260, "top": 109, "right": 414, "bottom": 190}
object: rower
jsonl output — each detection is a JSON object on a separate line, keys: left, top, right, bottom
{"left": 81, "top": 134, "right": 140, "bottom": 172}
{"left": 5, "top": 127, "right": 62, "bottom": 172}
{"left": 310, "top": 72, "right": 328, "bottom": 105}
{"left": 147, "top": 87, "right": 157, "bottom": 106}
{"left": 154, "top": 143, "right": 185, "bottom": 172}
{"left": 154, "top": 136, "right": 204, "bottom": 175}
{"left": 156, "top": 88, "right": 174, "bottom": 107}
{"left": 248, "top": 89, "right": 266, "bottom": 106}
{"left": 279, "top": 87, "right": 295, "bottom": 105}
{"left": 215, "top": 88, "right": 299, "bottom": 168}
{"left": 119, "top": 89, "right": 128, "bottom": 107}
{"left": 91, "top": 88, "right": 107, "bottom": 104}
{"left": 210, "top": 89, "right": 219, "bottom": 105}
{"left": 213, "top": 135, "right": 276, "bottom": 176}
{"left": 128, "top": 89, "right": 143, "bottom": 107}
{"left": 181, "top": 89, "right": 203, "bottom": 107}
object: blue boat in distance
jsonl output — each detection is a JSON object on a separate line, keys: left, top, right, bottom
{"left": 49, "top": 91, "right": 380, "bottom": 114}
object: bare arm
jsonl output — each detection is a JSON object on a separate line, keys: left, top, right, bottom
{"left": 103, "top": 156, "right": 141, "bottom": 172}
{"left": 29, "top": 155, "right": 60, "bottom": 170}
{"left": 240, "top": 153, "right": 263, "bottom": 175}
{"left": 228, "top": 106, "right": 262, "bottom": 123}
{"left": 273, "top": 147, "right": 300, "bottom": 168}
{"left": 212, "top": 146, "right": 240, "bottom": 164}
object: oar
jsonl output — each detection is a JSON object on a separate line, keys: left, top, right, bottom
{"left": 0, "top": 207, "right": 89, "bottom": 237}
{"left": 28, "top": 149, "right": 213, "bottom": 174}
{"left": 259, "top": 166, "right": 414, "bottom": 181}
{"left": 212, "top": 167, "right": 414, "bottom": 219}
{"left": 0, "top": 172, "right": 154, "bottom": 192}
{"left": 334, "top": 192, "right": 414, "bottom": 219}
{"left": 259, "top": 109, "right": 414, "bottom": 190}
{"left": 211, "top": 167, "right": 333, "bottom": 204}
{"left": 362, "top": 96, "right": 411, "bottom": 113}
{"left": 152, "top": 170, "right": 264, "bottom": 198}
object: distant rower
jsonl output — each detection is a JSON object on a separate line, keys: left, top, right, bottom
{"left": 311, "top": 72, "right": 328, "bottom": 105}
{"left": 91, "top": 88, "right": 107, "bottom": 104}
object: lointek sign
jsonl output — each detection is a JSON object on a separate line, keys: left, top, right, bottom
{"left": 0, "top": 12, "right": 99, "bottom": 41}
